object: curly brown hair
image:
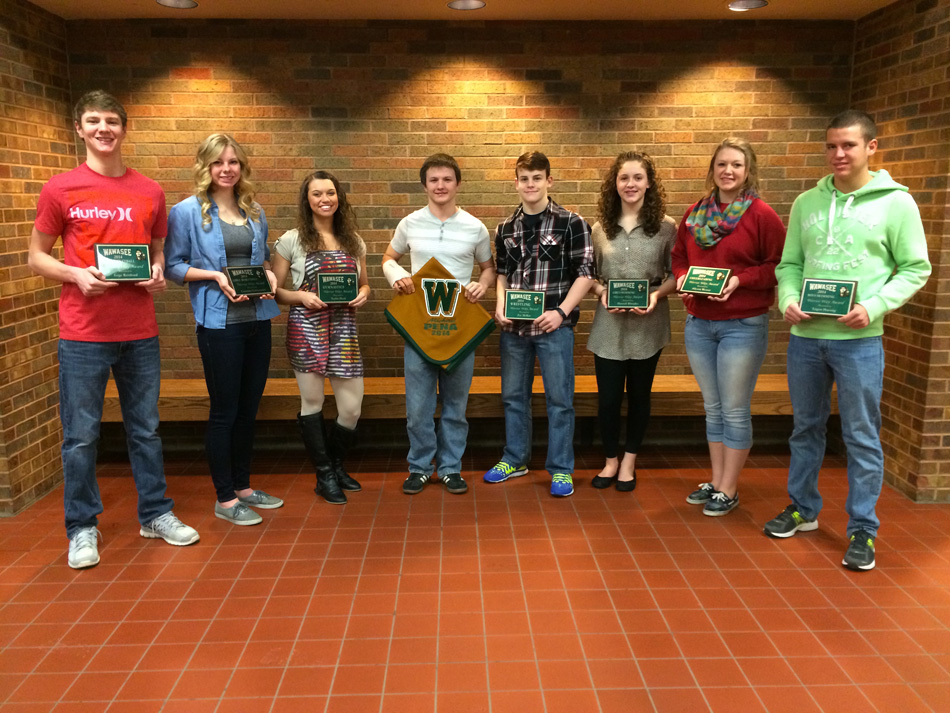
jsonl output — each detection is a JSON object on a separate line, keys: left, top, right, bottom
{"left": 597, "top": 151, "right": 667, "bottom": 238}
{"left": 296, "top": 171, "right": 361, "bottom": 256}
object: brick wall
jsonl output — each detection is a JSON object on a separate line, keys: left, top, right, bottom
{"left": 4, "top": 2, "right": 948, "bottom": 512}
{"left": 853, "top": 0, "right": 950, "bottom": 502}
{"left": 64, "top": 19, "right": 853, "bottom": 383}
{"left": 0, "top": 0, "right": 73, "bottom": 513}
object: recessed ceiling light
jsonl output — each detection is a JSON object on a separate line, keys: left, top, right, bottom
{"left": 729, "top": 0, "right": 768, "bottom": 10}
{"left": 447, "top": 0, "right": 486, "bottom": 9}
{"left": 156, "top": 0, "right": 198, "bottom": 8}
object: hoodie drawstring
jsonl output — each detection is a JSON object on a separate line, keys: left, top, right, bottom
{"left": 827, "top": 192, "right": 855, "bottom": 245}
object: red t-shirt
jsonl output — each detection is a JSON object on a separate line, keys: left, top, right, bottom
{"left": 671, "top": 198, "right": 786, "bottom": 321}
{"left": 34, "top": 163, "right": 167, "bottom": 342}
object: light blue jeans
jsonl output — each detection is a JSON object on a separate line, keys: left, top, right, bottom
{"left": 404, "top": 345, "right": 475, "bottom": 477}
{"left": 786, "top": 335, "right": 884, "bottom": 537}
{"left": 500, "top": 327, "right": 575, "bottom": 475}
{"left": 58, "top": 337, "right": 173, "bottom": 538}
{"left": 684, "top": 313, "right": 769, "bottom": 450}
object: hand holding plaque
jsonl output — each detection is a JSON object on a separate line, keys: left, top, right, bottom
{"left": 680, "top": 266, "right": 733, "bottom": 296}
{"left": 224, "top": 265, "right": 274, "bottom": 297}
{"left": 799, "top": 278, "right": 857, "bottom": 317}
{"left": 94, "top": 244, "right": 152, "bottom": 282}
{"left": 607, "top": 279, "right": 649, "bottom": 309}
{"left": 317, "top": 272, "right": 359, "bottom": 303}
{"left": 504, "top": 290, "right": 545, "bottom": 320}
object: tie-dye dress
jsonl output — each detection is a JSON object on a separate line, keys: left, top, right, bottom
{"left": 286, "top": 249, "right": 363, "bottom": 377}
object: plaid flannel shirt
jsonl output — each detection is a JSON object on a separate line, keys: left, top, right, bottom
{"left": 495, "top": 199, "right": 594, "bottom": 336}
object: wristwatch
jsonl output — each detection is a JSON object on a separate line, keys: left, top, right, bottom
{"left": 555, "top": 307, "right": 567, "bottom": 320}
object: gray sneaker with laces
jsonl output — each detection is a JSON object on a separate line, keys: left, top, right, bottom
{"left": 237, "top": 490, "right": 284, "bottom": 509}
{"left": 68, "top": 526, "right": 100, "bottom": 569}
{"left": 140, "top": 511, "right": 201, "bottom": 544}
{"left": 686, "top": 482, "right": 715, "bottom": 505}
{"left": 213, "top": 501, "right": 263, "bottom": 526}
{"left": 703, "top": 490, "right": 739, "bottom": 517}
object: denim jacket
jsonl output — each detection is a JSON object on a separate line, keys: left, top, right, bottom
{"left": 165, "top": 195, "right": 280, "bottom": 329}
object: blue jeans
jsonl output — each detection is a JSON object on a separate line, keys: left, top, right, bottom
{"left": 59, "top": 337, "right": 173, "bottom": 538}
{"left": 500, "top": 327, "right": 575, "bottom": 475}
{"left": 404, "top": 345, "right": 475, "bottom": 477}
{"left": 684, "top": 314, "right": 769, "bottom": 450}
{"left": 196, "top": 320, "right": 271, "bottom": 503}
{"left": 786, "top": 335, "right": 884, "bottom": 537}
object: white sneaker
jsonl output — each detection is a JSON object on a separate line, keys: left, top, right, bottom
{"left": 140, "top": 511, "right": 200, "bottom": 546}
{"left": 68, "top": 527, "right": 100, "bottom": 569}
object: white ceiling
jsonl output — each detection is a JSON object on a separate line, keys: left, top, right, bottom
{"left": 31, "top": 0, "right": 895, "bottom": 21}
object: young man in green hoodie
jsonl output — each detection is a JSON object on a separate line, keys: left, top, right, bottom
{"left": 763, "top": 110, "right": 931, "bottom": 571}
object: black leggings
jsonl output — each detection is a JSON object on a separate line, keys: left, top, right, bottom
{"left": 196, "top": 320, "right": 272, "bottom": 502}
{"left": 594, "top": 350, "right": 662, "bottom": 458}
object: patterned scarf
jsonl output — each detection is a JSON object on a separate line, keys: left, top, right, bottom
{"left": 685, "top": 189, "right": 757, "bottom": 249}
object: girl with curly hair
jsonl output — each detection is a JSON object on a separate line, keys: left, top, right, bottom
{"left": 672, "top": 137, "right": 786, "bottom": 516}
{"left": 272, "top": 171, "right": 370, "bottom": 505}
{"left": 166, "top": 133, "right": 283, "bottom": 526}
{"left": 587, "top": 151, "right": 677, "bottom": 492}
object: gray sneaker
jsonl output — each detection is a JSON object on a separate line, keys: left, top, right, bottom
{"left": 686, "top": 482, "right": 715, "bottom": 505}
{"left": 213, "top": 501, "right": 262, "bottom": 526}
{"left": 140, "top": 511, "right": 201, "bottom": 544}
{"left": 68, "top": 527, "right": 100, "bottom": 569}
{"left": 237, "top": 490, "right": 284, "bottom": 509}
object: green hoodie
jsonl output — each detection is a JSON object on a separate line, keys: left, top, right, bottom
{"left": 776, "top": 169, "right": 931, "bottom": 340}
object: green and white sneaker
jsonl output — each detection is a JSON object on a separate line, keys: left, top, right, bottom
{"left": 764, "top": 504, "right": 818, "bottom": 538}
{"left": 843, "top": 530, "right": 875, "bottom": 571}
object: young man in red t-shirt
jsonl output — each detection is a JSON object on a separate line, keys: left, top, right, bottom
{"left": 29, "top": 90, "right": 199, "bottom": 569}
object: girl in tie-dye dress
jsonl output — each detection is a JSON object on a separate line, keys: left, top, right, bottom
{"left": 272, "top": 171, "right": 371, "bottom": 505}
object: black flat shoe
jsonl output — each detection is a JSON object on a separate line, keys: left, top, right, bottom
{"left": 591, "top": 473, "right": 618, "bottom": 489}
{"left": 616, "top": 472, "right": 637, "bottom": 492}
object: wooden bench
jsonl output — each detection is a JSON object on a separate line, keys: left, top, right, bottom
{"left": 102, "top": 373, "right": 826, "bottom": 422}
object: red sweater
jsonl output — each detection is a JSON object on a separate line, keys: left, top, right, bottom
{"left": 671, "top": 198, "right": 786, "bottom": 320}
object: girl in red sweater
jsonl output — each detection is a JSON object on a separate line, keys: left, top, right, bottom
{"left": 672, "top": 137, "right": 786, "bottom": 516}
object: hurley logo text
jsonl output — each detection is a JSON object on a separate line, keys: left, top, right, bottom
{"left": 69, "top": 206, "right": 133, "bottom": 222}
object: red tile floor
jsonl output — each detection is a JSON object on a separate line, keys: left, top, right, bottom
{"left": 1, "top": 446, "right": 949, "bottom": 713}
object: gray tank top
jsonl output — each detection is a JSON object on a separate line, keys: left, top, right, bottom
{"left": 221, "top": 220, "right": 257, "bottom": 324}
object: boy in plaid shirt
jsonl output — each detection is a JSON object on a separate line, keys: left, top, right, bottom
{"left": 484, "top": 152, "right": 595, "bottom": 496}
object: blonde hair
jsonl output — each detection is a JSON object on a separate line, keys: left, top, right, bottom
{"left": 704, "top": 137, "right": 759, "bottom": 197}
{"left": 192, "top": 133, "right": 260, "bottom": 227}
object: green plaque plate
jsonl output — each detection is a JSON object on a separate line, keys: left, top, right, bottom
{"left": 94, "top": 243, "right": 151, "bottom": 281}
{"left": 317, "top": 272, "right": 358, "bottom": 303}
{"left": 607, "top": 279, "right": 649, "bottom": 309}
{"left": 799, "top": 278, "right": 857, "bottom": 317}
{"left": 224, "top": 265, "right": 272, "bottom": 297}
{"left": 680, "top": 266, "right": 732, "bottom": 296}
{"left": 505, "top": 289, "right": 545, "bottom": 320}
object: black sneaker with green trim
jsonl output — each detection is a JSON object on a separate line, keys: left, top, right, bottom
{"left": 843, "top": 529, "right": 875, "bottom": 571}
{"left": 764, "top": 504, "right": 818, "bottom": 538}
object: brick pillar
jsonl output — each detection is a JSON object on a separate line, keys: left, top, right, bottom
{"left": 0, "top": 0, "right": 74, "bottom": 513}
{"left": 853, "top": 0, "right": 950, "bottom": 502}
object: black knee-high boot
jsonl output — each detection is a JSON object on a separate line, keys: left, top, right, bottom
{"left": 297, "top": 412, "right": 346, "bottom": 505}
{"left": 328, "top": 421, "right": 361, "bottom": 492}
